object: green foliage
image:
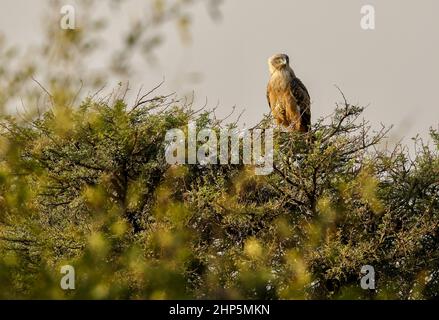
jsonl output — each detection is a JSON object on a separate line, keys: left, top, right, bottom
{"left": 0, "top": 92, "right": 438, "bottom": 299}
{"left": 1, "top": 0, "right": 437, "bottom": 300}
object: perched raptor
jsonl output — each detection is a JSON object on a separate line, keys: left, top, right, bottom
{"left": 267, "top": 53, "right": 311, "bottom": 132}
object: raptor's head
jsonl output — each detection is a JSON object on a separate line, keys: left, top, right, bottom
{"left": 268, "top": 53, "right": 290, "bottom": 74}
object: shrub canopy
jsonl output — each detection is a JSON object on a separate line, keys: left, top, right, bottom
{"left": 0, "top": 92, "right": 438, "bottom": 299}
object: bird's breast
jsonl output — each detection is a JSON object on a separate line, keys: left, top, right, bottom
{"left": 269, "top": 71, "right": 292, "bottom": 91}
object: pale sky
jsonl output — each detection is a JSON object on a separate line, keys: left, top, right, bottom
{"left": 1, "top": 0, "right": 438, "bottom": 144}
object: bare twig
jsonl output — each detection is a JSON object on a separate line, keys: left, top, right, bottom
{"left": 31, "top": 76, "right": 54, "bottom": 106}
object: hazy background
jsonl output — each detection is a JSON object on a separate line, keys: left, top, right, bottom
{"left": 0, "top": 0, "right": 438, "bottom": 143}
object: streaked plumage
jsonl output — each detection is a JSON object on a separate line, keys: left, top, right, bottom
{"left": 267, "top": 54, "right": 311, "bottom": 132}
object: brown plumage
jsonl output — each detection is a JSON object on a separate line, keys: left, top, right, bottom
{"left": 267, "top": 54, "right": 311, "bottom": 132}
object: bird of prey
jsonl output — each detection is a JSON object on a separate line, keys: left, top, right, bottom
{"left": 267, "top": 54, "right": 311, "bottom": 132}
